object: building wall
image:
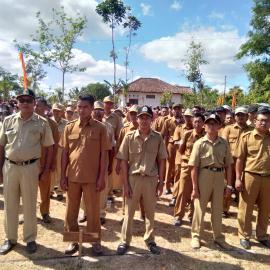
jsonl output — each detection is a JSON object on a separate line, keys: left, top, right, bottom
{"left": 119, "top": 92, "right": 183, "bottom": 107}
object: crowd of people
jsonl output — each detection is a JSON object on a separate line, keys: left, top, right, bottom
{"left": 0, "top": 89, "right": 270, "bottom": 257}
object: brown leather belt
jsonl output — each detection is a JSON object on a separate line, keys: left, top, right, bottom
{"left": 6, "top": 158, "right": 38, "bottom": 166}
{"left": 245, "top": 171, "right": 270, "bottom": 177}
{"left": 204, "top": 166, "right": 224, "bottom": 172}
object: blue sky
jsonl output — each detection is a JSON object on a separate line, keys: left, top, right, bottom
{"left": 0, "top": 0, "right": 254, "bottom": 95}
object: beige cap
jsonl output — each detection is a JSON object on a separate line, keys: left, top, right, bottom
{"left": 184, "top": 108, "right": 193, "bottom": 116}
{"left": 235, "top": 107, "right": 248, "bottom": 115}
{"left": 94, "top": 101, "right": 104, "bottom": 110}
{"left": 52, "top": 103, "right": 65, "bottom": 111}
{"left": 103, "top": 95, "right": 114, "bottom": 103}
{"left": 129, "top": 105, "right": 138, "bottom": 113}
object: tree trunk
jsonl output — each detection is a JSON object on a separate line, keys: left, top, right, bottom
{"left": 62, "top": 71, "right": 65, "bottom": 102}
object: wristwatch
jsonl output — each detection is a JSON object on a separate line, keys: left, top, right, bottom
{"left": 226, "top": 185, "right": 234, "bottom": 191}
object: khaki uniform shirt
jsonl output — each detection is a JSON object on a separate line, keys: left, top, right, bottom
{"left": 116, "top": 129, "right": 167, "bottom": 177}
{"left": 62, "top": 118, "right": 111, "bottom": 183}
{"left": 40, "top": 117, "right": 59, "bottom": 169}
{"left": 188, "top": 135, "right": 233, "bottom": 169}
{"left": 0, "top": 112, "right": 54, "bottom": 162}
{"left": 152, "top": 115, "right": 169, "bottom": 133}
{"left": 51, "top": 117, "right": 68, "bottom": 147}
{"left": 116, "top": 121, "right": 138, "bottom": 153}
{"left": 181, "top": 129, "right": 205, "bottom": 166}
{"left": 173, "top": 124, "right": 193, "bottom": 164}
{"left": 161, "top": 117, "right": 182, "bottom": 144}
{"left": 103, "top": 112, "right": 123, "bottom": 140}
{"left": 234, "top": 130, "right": 270, "bottom": 174}
{"left": 222, "top": 123, "right": 253, "bottom": 157}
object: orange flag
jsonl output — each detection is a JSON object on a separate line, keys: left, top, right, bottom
{"left": 232, "top": 93, "right": 237, "bottom": 108}
{"left": 19, "top": 52, "right": 28, "bottom": 92}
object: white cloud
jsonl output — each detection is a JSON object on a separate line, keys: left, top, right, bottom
{"left": 170, "top": 1, "right": 182, "bottom": 11}
{"left": 140, "top": 3, "right": 152, "bottom": 16}
{"left": 0, "top": 0, "right": 110, "bottom": 43}
{"left": 208, "top": 11, "right": 224, "bottom": 20}
{"left": 140, "top": 27, "right": 247, "bottom": 86}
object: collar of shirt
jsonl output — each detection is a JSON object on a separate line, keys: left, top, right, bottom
{"left": 76, "top": 118, "right": 95, "bottom": 128}
{"left": 252, "top": 129, "right": 270, "bottom": 139}
{"left": 134, "top": 129, "right": 155, "bottom": 139}
{"left": 16, "top": 112, "right": 38, "bottom": 122}
{"left": 201, "top": 135, "right": 222, "bottom": 145}
{"left": 192, "top": 129, "right": 205, "bottom": 137}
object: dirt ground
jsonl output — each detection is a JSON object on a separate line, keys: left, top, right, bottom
{"left": 0, "top": 185, "right": 269, "bottom": 270}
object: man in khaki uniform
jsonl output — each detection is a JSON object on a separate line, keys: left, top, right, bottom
{"left": 115, "top": 105, "right": 145, "bottom": 220}
{"left": 0, "top": 90, "right": 54, "bottom": 254}
{"left": 65, "top": 106, "right": 75, "bottom": 122}
{"left": 79, "top": 101, "right": 114, "bottom": 225}
{"left": 174, "top": 113, "right": 205, "bottom": 226}
{"left": 103, "top": 95, "right": 123, "bottom": 201}
{"left": 35, "top": 98, "right": 59, "bottom": 224}
{"left": 170, "top": 109, "right": 193, "bottom": 206}
{"left": 51, "top": 103, "right": 68, "bottom": 201}
{"left": 116, "top": 106, "right": 167, "bottom": 255}
{"left": 216, "top": 106, "right": 227, "bottom": 135}
{"left": 152, "top": 106, "right": 169, "bottom": 133}
{"left": 61, "top": 95, "right": 110, "bottom": 256}
{"left": 221, "top": 107, "right": 253, "bottom": 218}
{"left": 189, "top": 113, "right": 233, "bottom": 249}
{"left": 246, "top": 104, "right": 258, "bottom": 128}
{"left": 235, "top": 107, "right": 270, "bottom": 250}
{"left": 161, "top": 104, "right": 183, "bottom": 194}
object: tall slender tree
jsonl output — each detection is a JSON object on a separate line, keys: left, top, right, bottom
{"left": 96, "top": 0, "right": 128, "bottom": 96}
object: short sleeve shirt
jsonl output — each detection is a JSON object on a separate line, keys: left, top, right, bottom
{"left": 0, "top": 112, "right": 54, "bottom": 162}
{"left": 116, "top": 129, "right": 167, "bottom": 176}
{"left": 234, "top": 130, "right": 270, "bottom": 174}
{"left": 103, "top": 112, "right": 123, "bottom": 140}
{"left": 161, "top": 117, "right": 182, "bottom": 143}
{"left": 188, "top": 135, "right": 233, "bottom": 169}
{"left": 62, "top": 118, "right": 111, "bottom": 183}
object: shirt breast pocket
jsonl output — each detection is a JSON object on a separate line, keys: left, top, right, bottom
{"left": 200, "top": 153, "right": 212, "bottom": 165}
{"left": 68, "top": 134, "right": 80, "bottom": 148}
{"left": 248, "top": 146, "right": 258, "bottom": 157}
{"left": 5, "top": 129, "right": 17, "bottom": 144}
{"left": 228, "top": 136, "right": 237, "bottom": 144}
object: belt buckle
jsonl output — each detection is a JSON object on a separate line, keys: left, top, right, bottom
{"left": 141, "top": 173, "right": 145, "bottom": 177}
{"left": 17, "top": 161, "right": 23, "bottom": 166}
{"left": 212, "top": 167, "right": 217, "bottom": 172}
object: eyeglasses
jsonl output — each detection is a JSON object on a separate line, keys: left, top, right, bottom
{"left": 18, "top": 98, "right": 34, "bottom": 104}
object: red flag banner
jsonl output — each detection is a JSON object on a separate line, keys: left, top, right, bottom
{"left": 19, "top": 52, "right": 28, "bottom": 92}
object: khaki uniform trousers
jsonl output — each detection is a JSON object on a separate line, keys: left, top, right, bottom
{"left": 223, "top": 163, "right": 236, "bottom": 213}
{"left": 172, "top": 164, "right": 181, "bottom": 198}
{"left": 107, "top": 158, "right": 122, "bottom": 198}
{"left": 3, "top": 160, "right": 40, "bottom": 243}
{"left": 39, "top": 171, "right": 52, "bottom": 215}
{"left": 238, "top": 172, "right": 270, "bottom": 241}
{"left": 174, "top": 166, "right": 194, "bottom": 220}
{"left": 81, "top": 173, "right": 109, "bottom": 218}
{"left": 121, "top": 175, "right": 157, "bottom": 245}
{"left": 165, "top": 143, "right": 176, "bottom": 190}
{"left": 50, "top": 148, "right": 63, "bottom": 195}
{"left": 191, "top": 169, "right": 225, "bottom": 240}
{"left": 65, "top": 182, "right": 101, "bottom": 243}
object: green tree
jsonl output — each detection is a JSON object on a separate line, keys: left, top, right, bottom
{"left": 68, "top": 83, "right": 111, "bottom": 101}
{"left": 236, "top": 0, "right": 270, "bottom": 102}
{"left": 182, "top": 41, "right": 208, "bottom": 104}
{"left": 0, "top": 67, "right": 22, "bottom": 100}
{"left": 96, "top": 0, "right": 128, "bottom": 95}
{"left": 16, "top": 7, "right": 87, "bottom": 101}
{"left": 160, "top": 91, "right": 173, "bottom": 106}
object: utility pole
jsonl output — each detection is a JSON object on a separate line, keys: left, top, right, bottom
{"left": 223, "top": 75, "right": 227, "bottom": 102}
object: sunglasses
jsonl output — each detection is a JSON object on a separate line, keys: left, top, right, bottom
{"left": 18, "top": 98, "right": 34, "bottom": 104}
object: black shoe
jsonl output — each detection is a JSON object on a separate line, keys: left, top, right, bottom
{"left": 188, "top": 217, "right": 193, "bottom": 224}
{"left": 222, "top": 211, "right": 230, "bottom": 218}
{"left": 259, "top": 239, "right": 270, "bottom": 249}
{"left": 56, "top": 194, "right": 64, "bottom": 201}
{"left": 168, "top": 198, "right": 176, "bottom": 207}
{"left": 26, "top": 241, "right": 37, "bottom": 254}
{"left": 100, "top": 217, "right": 106, "bottom": 225}
{"left": 164, "top": 189, "right": 172, "bottom": 195}
{"left": 92, "top": 243, "right": 103, "bottom": 256}
{"left": 65, "top": 243, "right": 79, "bottom": 255}
{"left": 78, "top": 215, "right": 87, "bottom": 223}
{"left": 0, "top": 240, "right": 16, "bottom": 255}
{"left": 107, "top": 197, "right": 115, "bottom": 204}
{"left": 174, "top": 219, "right": 182, "bottom": 227}
{"left": 147, "top": 242, "right": 160, "bottom": 255}
{"left": 240, "top": 239, "right": 251, "bottom": 250}
{"left": 19, "top": 215, "right": 24, "bottom": 225}
{"left": 42, "top": 214, "right": 52, "bottom": 224}
{"left": 116, "top": 243, "right": 129, "bottom": 255}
